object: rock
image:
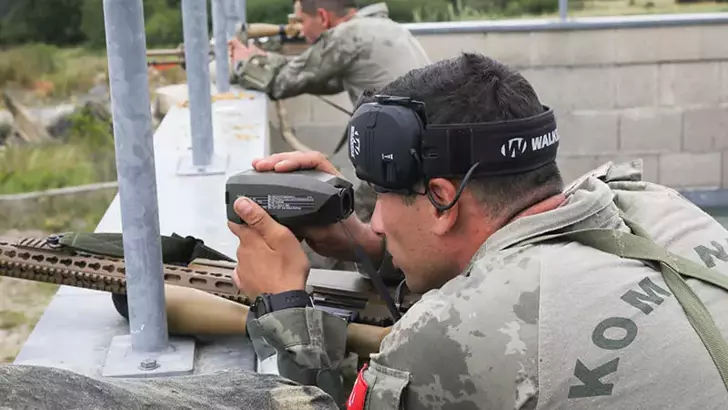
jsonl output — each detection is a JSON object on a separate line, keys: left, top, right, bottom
{"left": 0, "top": 364, "right": 339, "bottom": 409}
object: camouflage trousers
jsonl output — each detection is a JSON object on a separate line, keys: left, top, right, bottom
{"left": 0, "top": 364, "right": 338, "bottom": 410}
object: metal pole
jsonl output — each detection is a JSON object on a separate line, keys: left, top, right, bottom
{"left": 181, "top": 0, "right": 214, "bottom": 168}
{"left": 237, "top": 0, "right": 247, "bottom": 29}
{"left": 559, "top": 0, "right": 568, "bottom": 21}
{"left": 212, "top": 0, "right": 230, "bottom": 93}
{"left": 102, "top": 0, "right": 168, "bottom": 354}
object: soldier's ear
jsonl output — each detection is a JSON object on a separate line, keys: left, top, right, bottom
{"left": 427, "top": 178, "right": 460, "bottom": 236}
{"left": 315, "top": 8, "right": 330, "bottom": 25}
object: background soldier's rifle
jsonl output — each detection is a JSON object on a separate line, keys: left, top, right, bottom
{"left": 0, "top": 234, "right": 416, "bottom": 359}
{"left": 145, "top": 18, "right": 306, "bottom": 69}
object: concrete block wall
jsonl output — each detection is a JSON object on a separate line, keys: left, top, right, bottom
{"left": 266, "top": 16, "right": 728, "bottom": 189}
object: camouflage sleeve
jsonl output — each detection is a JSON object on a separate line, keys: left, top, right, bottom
{"left": 353, "top": 294, "right": 475, "bottom": 409}
{"left": 232, "top": 30, "right": 358, "bottom": 99}
{"left": 245, "top": 307, "right": 355, "bottom": 409}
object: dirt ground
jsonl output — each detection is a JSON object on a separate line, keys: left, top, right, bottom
{"left": 0, "top": 229, "right": 58, "bottom": 363}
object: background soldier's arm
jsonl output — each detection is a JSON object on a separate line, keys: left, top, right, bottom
{"left": 233, "top": 31, "right": 358, "bottom": 100}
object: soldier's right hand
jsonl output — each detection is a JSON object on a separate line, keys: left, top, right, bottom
{"left": 251, "top": 151, "right": 383, "bottom": 264}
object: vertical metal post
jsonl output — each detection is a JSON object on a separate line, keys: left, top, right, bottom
{"left": 102, "top": 0, "right": 196, "bottom": 379}
{"left": 179, "top": 0, "right": 219, "bottom": 172}
{"left": 237, "top": 0, "right": 247, "bottom": 29}
{"left": 102, "top": 0, "right": 168, "bottom": 354}
{"left": 212, "top": 0, "right": 230, "bottom": 93}
{"left": 559, "top": 0, "right": 568, "bottom": 21}
{"left": 224, "top": 0, "right": 238, "bottom": 40}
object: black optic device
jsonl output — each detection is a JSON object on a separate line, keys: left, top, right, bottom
{"left": 225, "top": 169, "right": 355, "bottom": 231}
{"left": 346, "top": 95, "right": 559, "bottom": 202}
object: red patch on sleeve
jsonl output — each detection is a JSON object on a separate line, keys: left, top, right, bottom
{"left": 347, "top": 363, "right": 369, "bottom": 410}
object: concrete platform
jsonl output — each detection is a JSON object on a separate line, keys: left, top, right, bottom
{"left": 13, "top": 85, "right": 268, "bottom": 377}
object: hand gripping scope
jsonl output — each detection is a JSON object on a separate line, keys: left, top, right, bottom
{"left": 225, "top": 169, "right": 355, "bottom": 232}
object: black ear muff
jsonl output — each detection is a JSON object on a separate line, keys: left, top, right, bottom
{"left": 347, "top": 95, "right": 558, "bottom": 197}
{"left": 348, "top": 100, "right": 425, "bottom": 191}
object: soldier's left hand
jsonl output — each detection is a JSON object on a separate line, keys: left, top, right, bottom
{"left": 227, "top": 196, "right": 309, "bottom": 298}
{"left": 228, "top": 38, "right": 266, "bottom": 63}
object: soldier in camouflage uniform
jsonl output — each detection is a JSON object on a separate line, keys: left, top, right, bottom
{"left": 229, "top": 1, "right": 429, "bottom": 110}
{"left": 229, "top": 53, "right": 728, "bottom": 409}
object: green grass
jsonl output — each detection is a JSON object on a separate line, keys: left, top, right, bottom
{"left": 0, "top": 278, "right": 61, "bottom": 364}
{"left": 0, "top": 188, "right": 117, "bottom": 232}
{"left": 0, "top": 44, "right": 109, "bottom": 107}
{"left": 0, "top": 311, "right": 27, "bottom": 330}
{"left": 0, "top": 103, "right": 117, "bottom": 195}
{"left": 0, "top": 43, "right": 187, "bottom": 109}
{"left": 0, "top": 143, "right": 107, "bottom": 194}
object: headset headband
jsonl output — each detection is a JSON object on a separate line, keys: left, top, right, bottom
{"left": 347, "top": 95, "right": 560, "bottom": 193}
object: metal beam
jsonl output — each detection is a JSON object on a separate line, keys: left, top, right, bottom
{"left": 403, "top": 12, "right": 728, "bottom": 35}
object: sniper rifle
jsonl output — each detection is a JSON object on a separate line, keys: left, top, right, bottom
{"left": 146, "top": 17, "right": 305, "bottom": 68}
{"left": 0, "top": 233, "right": 417, "bottom": 359}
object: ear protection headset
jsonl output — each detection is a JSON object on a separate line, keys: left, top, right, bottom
{"left": 347, "top": 94, "right": 560, "bottom": 211}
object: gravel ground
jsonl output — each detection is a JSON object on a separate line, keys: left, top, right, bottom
{"left": 0, "top": 229, "right": 58, "bottom": 363}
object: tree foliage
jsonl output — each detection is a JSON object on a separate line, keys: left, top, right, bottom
{"left": 0, "top": 0, "right": 562, "bottom": 48}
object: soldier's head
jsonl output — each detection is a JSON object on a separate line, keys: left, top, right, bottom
{"left": 293, "top": 0, "right": 358, "bottom": 43}
{"left": 353, "top": 53, "right": 564, "bottom": 293}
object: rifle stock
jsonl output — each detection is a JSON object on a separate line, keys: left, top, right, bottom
{"left": 164, "top": 284, "right": 390, "bottom": 359}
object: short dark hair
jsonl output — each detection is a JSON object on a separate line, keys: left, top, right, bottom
{"left": 298, "top": 0, "right": 357, "bottom": 17}
{"left": 356, "top": 53, "right": 564, "bottom": 218}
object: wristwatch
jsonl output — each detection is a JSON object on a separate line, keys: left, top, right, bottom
{"left": 251, "top": 290, "right": 313, "bottom": 319}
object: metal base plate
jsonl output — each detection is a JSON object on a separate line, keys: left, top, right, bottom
{"left": 176, "top": 152, "right": 228, "bottom": 176}
{"left": 101, "top": 334, "right": 196, "bottom": 378}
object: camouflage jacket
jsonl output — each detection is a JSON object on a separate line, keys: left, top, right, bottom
{"left": 246, "top": 160, "right": 728, "bottom": 409}
{"left": 231, "top": 3, "right": 431, "bottom": 106}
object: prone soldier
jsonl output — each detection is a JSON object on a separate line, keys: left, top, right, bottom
{"left": 229, "top": 52, "right": 728, "bottom": 409}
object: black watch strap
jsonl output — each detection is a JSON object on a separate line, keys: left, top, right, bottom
{"left": 267, "top": 290, "right": 313, "bottom": 312}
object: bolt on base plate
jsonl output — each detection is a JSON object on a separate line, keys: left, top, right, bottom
{"left": 101, "top": 334, "right": 196, "bottom": 378}
{"left": 176, "top": 152, "right": 228, "bottom": 176}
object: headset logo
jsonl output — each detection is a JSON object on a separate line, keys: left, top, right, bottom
{"left": 349, "top": 125, "right": 360, "bottom": 158}
{"left": 500, "top": 131, "right": 559, "bottom": 159}
{"left": 501, "top": 138, "right": 528, "bottom": 158}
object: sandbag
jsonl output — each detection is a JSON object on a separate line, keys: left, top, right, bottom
{"left": 0, "top": 364, "right": 338, "bottom": 410}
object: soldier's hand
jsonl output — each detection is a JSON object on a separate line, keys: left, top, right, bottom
{"left": 252, "top": 150, "right": 342, "bottom": 177}
{"left": 251, "top": 151, "right": 383, "bottom": 264}
{"left": 227, "top": 196, "right": 309, "bottom": 298}
{"left": 228, "top": 38, "right": 266, "bottom": 63}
